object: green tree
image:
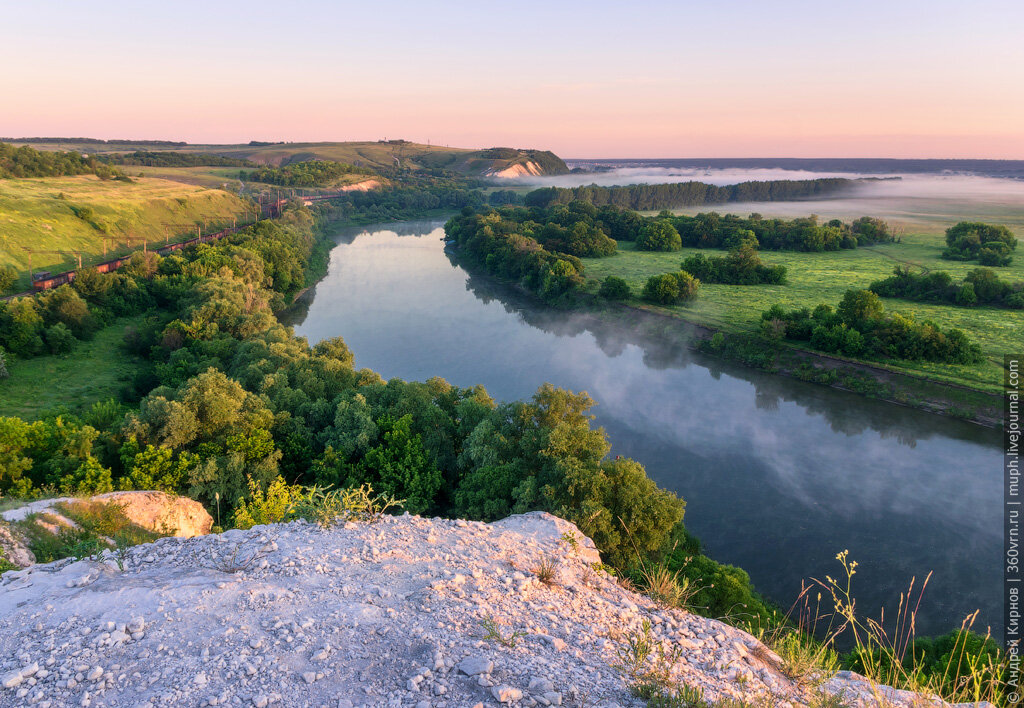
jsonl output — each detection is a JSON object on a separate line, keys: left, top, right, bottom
{"left": 598, "top": 276, "right": 631, "bottom": 300}
{"left": 837, "top": 289, "right": 884, "bottom": 328}
{"left": 636, "top": 219, "right": 682, "bottom": 252}
{"left": 354, "top": 414, "right": 441, "bottom": 515}
{"left": 642, "top": 274, "right": 681, "bottom": 304}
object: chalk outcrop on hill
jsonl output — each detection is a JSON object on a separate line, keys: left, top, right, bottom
{"left": 0, "top": 512, "right": 986, "bottom": 708}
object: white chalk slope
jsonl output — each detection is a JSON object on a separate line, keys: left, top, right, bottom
{"left": 0, "top": 512, "right": 985, "bottom": 708}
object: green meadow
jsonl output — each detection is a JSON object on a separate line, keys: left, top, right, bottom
{"left": 0, "top": 175, "right": 253, "bottom": 290}
{"left": 0, "top": 315, "right": 148, "bottom": 419}
{"left": 582, "top": 232, "right": 1024, "bottom": 392}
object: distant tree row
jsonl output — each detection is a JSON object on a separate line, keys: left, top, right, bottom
{"left": 942, "top": 222, "right": 1017, "bottom": 266}
{"left": 104, "top": 151, "right": 255, "bottom": 168}
{"left": 313, "top": 185, "right": 485, "bottom": 223}
{"left": 240, "top": 160, "right": 377, "bottom": 187}
{"left": 0, "top": 142, "right": 126, "bottom": 180}
{"left": 761, "top": 290, "right": 982, "bottom": 364}
{"left": 1, "top": 138, "right": 186, "bottom": 146}
{"left": 669, "top": 212, "right": 894, "bottom": 252}
{"left": 869, "top": 266, "right": 1024, "bottom": 309}
{"left": 522, "top": 178, "right": 854, "bottom": 210}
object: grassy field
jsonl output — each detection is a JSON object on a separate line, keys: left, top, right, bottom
{"left": 0, "top": 315, "right": 148, "bottom": 419}
{"left": 0, "top": 175, "right": 253, "bottom": 290}
{"left": 582, "top": 233, "right": 1024, "bottom": 392}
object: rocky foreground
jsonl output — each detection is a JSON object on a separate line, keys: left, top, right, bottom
{"left": 0, "top": 512, "right": 986, "bottom": 708}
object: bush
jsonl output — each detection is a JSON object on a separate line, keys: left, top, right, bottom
{"left": 0, "top": 266, "right": 17, "bottom": 292}
{"left": 642, "top": 274, "right": 681, "bottom": 304}
{"left": 636, "top": 219, "right": 682, "bottom": 252}
{"left": 599, "top": 276, "right": 632, "bottom": 300}
{"left": 45, "top": 322, "right": 76, "bottom": 355}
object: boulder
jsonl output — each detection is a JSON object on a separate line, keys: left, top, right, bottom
{"left": 91, "top": 491, "right": 212, "bottom": 538}
{"left": 0, "top": 522, "right": 35, "bottom": 569}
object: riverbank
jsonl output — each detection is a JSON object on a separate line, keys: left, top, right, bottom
{"left": 444, "top": 244, "right": 1003, "bottom": 428}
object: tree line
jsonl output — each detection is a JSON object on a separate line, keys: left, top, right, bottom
{"left": 869, "top": 266, "right": 1024, "bottom": 309}
{"left": 0, "top": 142, "right": 126, "bottom": 180}
{"left": 240, "top": 160, "right": 377, "bottom": 187}
{"left": 104, "top": 151, "right": 255, "bottom": 168}
{"left": 521, "top": 177, "right": 855, "bottom": 211}
{"left": 761, "top": 289, "right": 982, "bottom": 364}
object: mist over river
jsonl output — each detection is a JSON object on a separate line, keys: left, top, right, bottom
{"left": 284, "top": 220, "right": 1003, "bottom": 641}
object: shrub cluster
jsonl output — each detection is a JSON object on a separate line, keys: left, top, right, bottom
{"left": 642, "top": 271, "right": 699, "bottom": 305}
{"left": 942, "top": 221, "right": 1017, "bottom": 266}
{"left": 670, "top": 212, "right": 893, "bottom": 252}
{"left": 869, "top": 266, "right": 1024, "bottom": 309}
{"left": 761, "top": 289, "right": 983, "bottom": 364}
{"left": 0, "top": 142, "right": 125, "bottom": 180}
{"left": 681, "top": 244, "right": 787, "bottom": 285}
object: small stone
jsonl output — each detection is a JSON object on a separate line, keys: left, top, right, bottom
{"left": 457, "top": 656, "right": 493, "bottom": 676}
{"left": 86, "top": 666, "right": 103, "bottom": 681}
{"left": 491, "top": 685, "right": 523, "bottom": 703}
{"left": 303, "top": 672, "right": 316, "bottom": 684}
{"left": 1, "top": 670, "right": 23, "bottom": 689}
{"left": 543, "top": 692, "right": 563, "bottom": 706}
{"left": 253, "top": 697, "right": 268, "bottom": 708}
{"left": 528, "top": 678, "right": 554, "bottom": 693}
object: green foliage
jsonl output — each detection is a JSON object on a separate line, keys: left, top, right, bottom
{"left": 870, "top": 266, "right": 1023, "bottom": 309}
{"left": 643, "top": 272, "right": 699, "bottom": 305}
{"left": 681, "top": 244, "right": 787, "bottom": 285}
{"left": 349, "top": 414, "right": 441, "bottom": 515}
{"left": 0, "top": 142, "right": 124, "bottom": 180}
{"left": 942, "top": 221, "right": 1016, "bottom": 265}
{"left": 232, "top": 475, "right": 305, "bottom": 529}
{"left": 0, "top": 265, "right": 17, "bottom": 292}
{"left": 523, "top": 177, "right": 854, "bottom": 211}
{"left": 636, "top": 219, "right": 682, "bottom": 252}
{"left": 670, "top": 212, "right": 892, "bottom": 252}
{"left": 599, "top": 275, "right": 632, "bottom": 300}
{"left": 241, "top": 160, "right": 376, "bottom": 187}
{"left": 105, "top": 151, "right": 254, "bottom": 168}
{"left": 764, "top": 289, "right": 983, "bottom": 364}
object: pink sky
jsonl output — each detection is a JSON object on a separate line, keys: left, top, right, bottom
{"left": 2, "top": 1, "right": 1023, "bottom": 159}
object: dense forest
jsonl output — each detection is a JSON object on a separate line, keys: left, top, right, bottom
{"left": 870, "top": 266, "right": 1024, "bottom": 309}
{"left": 942, "top": 221, "right": 1017, "bottom": 266}
{"left": 0, "top": 142, "right": 126, "bottom": 180}
{"left": 104, "top": 151, "right": 255, "bottom": 168}
{"left": 761, "top": 289, "right": 983, "bottom": 364}
{"left": 240, "top": 160, "right": 377, "bottom": 187}
{"left": 522, "top": 177, "right": 855, "bottom": 210}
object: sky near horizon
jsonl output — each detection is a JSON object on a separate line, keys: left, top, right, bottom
{"left": 2, "top": 0, "right": 1023, "bottom": 159}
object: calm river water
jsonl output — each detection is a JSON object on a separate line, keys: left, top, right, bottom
{"left": 285, "top": 220, "right": 1002, "bottom": 640}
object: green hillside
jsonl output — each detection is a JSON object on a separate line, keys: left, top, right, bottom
{"left": 6, "top": 139, "right": 570, "bottom": 178}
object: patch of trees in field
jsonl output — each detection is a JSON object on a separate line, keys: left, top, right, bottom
{"left": 761, "top": 289, "right": 982, "bottom": 364}
{"left": 105, "top": 151, "right": 255, "bottom": 168}
{"left": 522, "top": 177, "right": 854, "bottom": 210}
{"left": 869, "top": 266, "right": 1024, "bottom": 309}
{"left": 941, "top": 222, "right": 1017, "bottom": 266}
{"left": 670, "top": 212, "right": 894, "bottom": 252}
{"left": 240, "top": 160, "right": 377, "bottom": 187}
{"left": 681, "top": 243, "right": 788, "bottom": 285}
{"left": 0, "top": 142, "right": 126, "bottom": 180}
{"left": 642, "top": 271, "right": 700, "bottom": 305}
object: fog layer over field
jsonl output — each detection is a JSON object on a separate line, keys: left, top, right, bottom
{"left": 510, "top": 166, "right": 1024, "bottom": 232}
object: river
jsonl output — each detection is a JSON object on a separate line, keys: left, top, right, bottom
{"left": 284, "top": 219, "right": 1003, "bottom": 641}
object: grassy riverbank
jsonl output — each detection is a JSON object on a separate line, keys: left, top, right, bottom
{"left": 582, "top": 234, "right": 1023, "bottom": 394}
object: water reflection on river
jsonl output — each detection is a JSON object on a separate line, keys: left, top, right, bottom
{"left": 284, "top": 220, "right": 1002, "bottom": 639}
